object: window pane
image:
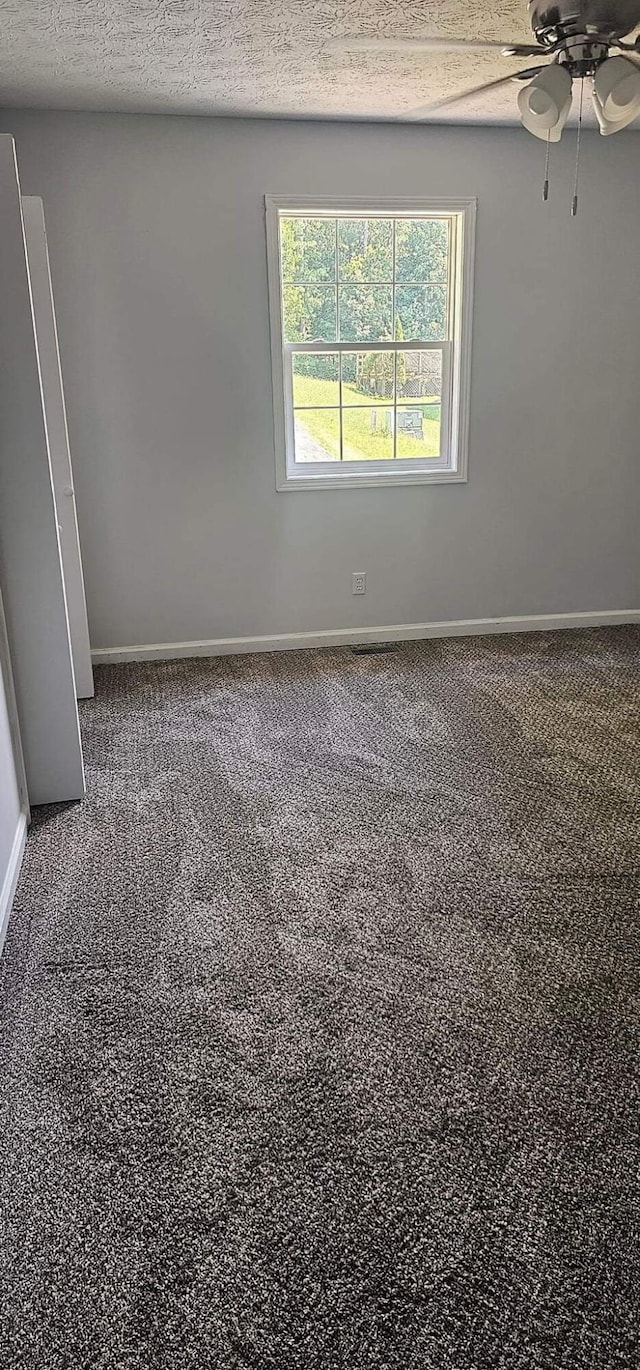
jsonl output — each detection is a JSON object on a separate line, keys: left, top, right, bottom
{"left": 294, "top": 409, "right": 340, "bottom": 463}
{"left": 283, "top": 285, "right": 337, "bottom": 343}
{"left": 395, "top": 219, "right": 450, "bottom": 284}
{"left": 338, "top": 219, "right": 393, "bottom": 282}
{"left": 341, "top": 351, "right": 394, "bottom": 404}
{"left": 338, "top": 286, "right": 393, "bottom": 342}
{"left": 395, "top": 285, "right": 447, "bottom": 342}
{"left": 398, "top": 349, "right": 442, "bottom": 402}
{"left": 280, "top": 217, "right": 336, "bottom": 282}
{"left": 395, "top": 404, "right": 442, "bottom": 460}
{"left": 292, "top": 354, "right": 339, "bottom": 407}
{"left": 342, "top": 407, "right": 393, "bottom": 462}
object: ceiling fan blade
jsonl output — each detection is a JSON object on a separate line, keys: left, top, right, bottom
{"left": 403, "top": 67, "right": 546, "bottom": 119}
{"left": 326, "top": 37, "right": 545, "bottom": 57}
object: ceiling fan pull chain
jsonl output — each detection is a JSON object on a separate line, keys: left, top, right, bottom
{"left": 571, "top": 77, "right": 585, "bottom": 217}
{"left": 543, "top": 132, "right": 551, "bottom": 201}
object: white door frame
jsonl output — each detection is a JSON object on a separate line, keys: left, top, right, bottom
{"left": 0, "top": 135, "right": 84, "bottom": 806}
{"left": 0, "top": 586, "right": 29, "bottom": 824}
{"left": 22, "top": 196, "right": 94, "bottom": 699}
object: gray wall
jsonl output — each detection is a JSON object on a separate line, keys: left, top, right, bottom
{"left": 1, "top": 109, "right": 639, "bottom": 649}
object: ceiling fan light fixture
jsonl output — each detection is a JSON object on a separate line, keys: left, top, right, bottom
{"left": 517, "top": 63, "right": 573, "bottom": 140}
{"left": 592, "top": 55, "right": 640, "bottom": 133}
{"left": 592, "top": 84, "right": 616, "bottom": 134}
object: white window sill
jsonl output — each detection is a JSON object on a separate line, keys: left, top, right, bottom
{"left": 277, "top": 465, "right": 467, "bottom": 492}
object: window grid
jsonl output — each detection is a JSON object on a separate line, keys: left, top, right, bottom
{"left": 280, "top": 215, "right": 451, "bottom": 288}
{"left": 284, "top": 217, "right": 450, "bottom": 464}
{"left": 288, "top": 340, "right": 448, "bottom": 467}
{"left": 281, "top": 219, "right": 452, "bottom": 339}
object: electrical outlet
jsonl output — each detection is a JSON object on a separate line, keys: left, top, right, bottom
{"left": 352, "top": 572, "right": 366, "bottom": 596}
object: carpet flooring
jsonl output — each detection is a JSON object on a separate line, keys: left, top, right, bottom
{"left": 0, "top": 629, "right": 639, "bottom": 1369}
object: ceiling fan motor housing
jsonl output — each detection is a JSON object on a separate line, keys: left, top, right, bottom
{"left": 529, "top": 0, "right": 640, "bottom": 41}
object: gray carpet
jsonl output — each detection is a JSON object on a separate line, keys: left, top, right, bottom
{"left": 0, "top": 629, "right": 639, "bottom": 1369}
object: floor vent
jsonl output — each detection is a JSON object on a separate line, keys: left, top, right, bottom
{"left": 351, "top": 643, "right": 400, "bottom": 656}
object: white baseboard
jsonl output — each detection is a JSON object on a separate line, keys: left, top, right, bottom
{"left": 91, "top": 608, "right": 640, "bottom": 665}
{"left": 0, "top": 810, "right": 27, "bottom": 958}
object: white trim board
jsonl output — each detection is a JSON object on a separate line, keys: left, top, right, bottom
{"left": 92, "top": 609, "right": 640, "bottom": 665}
{"left": 0, "top": 811, "right": 27, "bottom": 959}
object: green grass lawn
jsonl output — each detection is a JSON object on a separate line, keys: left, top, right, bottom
{"left": 293, "top": 374, "right": 441, "bottom": 462}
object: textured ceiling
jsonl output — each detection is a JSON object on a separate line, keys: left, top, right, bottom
{"left": 0, "top": 0, "right": 627, "bottom": 124}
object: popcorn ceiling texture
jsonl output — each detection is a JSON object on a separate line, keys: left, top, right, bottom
{"left": 0, "top": 629, "right": 639, "bottom": 1367}
{"left": 0, "top": 0, "right": 547, "bottom": 120}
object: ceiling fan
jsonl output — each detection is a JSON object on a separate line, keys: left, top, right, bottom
{"left": 330, "top": 1, "right": 640, "bottom": 148}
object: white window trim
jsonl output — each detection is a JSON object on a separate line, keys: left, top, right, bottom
{"left": 265, "top": 195, "right": 476, "bottom": 493}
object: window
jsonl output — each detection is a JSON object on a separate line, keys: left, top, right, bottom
{"left": 266, "top": 196, "right": 476, "bottom": 491}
